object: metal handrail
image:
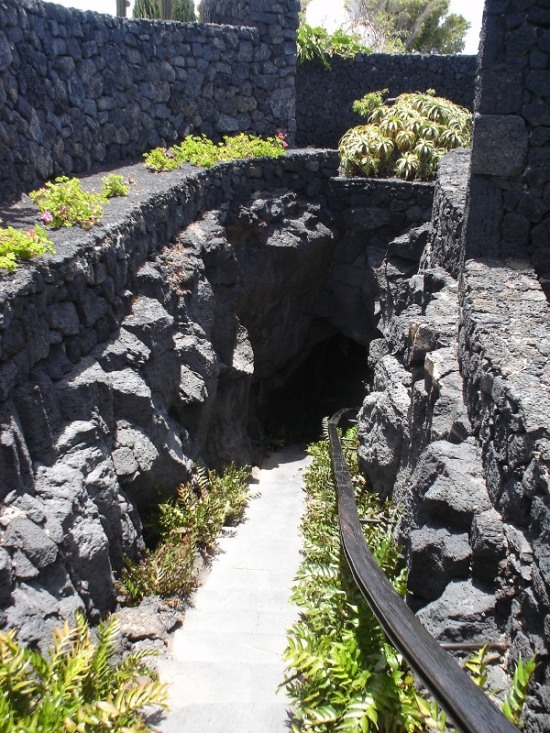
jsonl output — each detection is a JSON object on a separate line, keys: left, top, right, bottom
{"left": 328, "top": 409, "right": 518, "bottom": 733}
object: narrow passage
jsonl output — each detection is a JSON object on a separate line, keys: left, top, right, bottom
{"left": 157, "top": 445, "right": 309, "bottom": 733}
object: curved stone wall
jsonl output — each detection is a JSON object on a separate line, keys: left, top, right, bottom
{"left": 0, "top": 150, "right": 433, "bottom": 647}
{"left": 0, "top": 0, "right": 297, "bottom": 206}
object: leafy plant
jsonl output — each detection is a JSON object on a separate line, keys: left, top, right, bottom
{"left": 339, "top": 89, "right": 472, "bottom": 181}
{"left": 118, "top": 463, "right": 253, "bottom": 604}
{"left": 501, "top": 654, "right": 537, "bottom": 726}
{"left": 297, "top": 24, "right": 372, "bottom": 68}
{"left": 101, "top": 173, "right": 130, "bottom": 199}
{"left": 282, "top": 428, "right": 420, "bottom": 733}
{"left": 30, "top": 176, "right": 105, "bottom": 229}
{"left": 0, "top": 223, "right": 55, "bottom": 271}
{"left": 283, "top": 429, "right": 536, "bottom": 731}
{"left": 0, "top": 612, "right": 167, "bottom": 732}
{"left": 119, "top": 532, "right": 197, "bottom": 606}
{"left": 143, "top": 133, "right": 287, "bottom": 172}
{"left": 142, "top": 147, "right": 180, "bottom": 172}
{"left": 157, "top": 463, "right": 253, "bottom": 549}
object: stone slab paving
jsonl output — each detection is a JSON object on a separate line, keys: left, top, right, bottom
{"left": 157, "top": 445, "right": 309, "bottom": 733}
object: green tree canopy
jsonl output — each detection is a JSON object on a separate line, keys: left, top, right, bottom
{"left": 349, "top": 0, "right": 469, "bottom": 53}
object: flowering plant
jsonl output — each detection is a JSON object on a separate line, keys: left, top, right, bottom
{"left": 0, "top": 224, "right": 55, "bottom": 271}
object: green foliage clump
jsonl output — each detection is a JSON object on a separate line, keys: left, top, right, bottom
{"left": 101, "top": 173, "right": 130, "bottom": 199}
{"left": 119, "top": 463, "right": 253, "bottom": 605}
{"left": 143, "top": 132, "right": 288, "bottom": 172}
{"left": 30, "top": 176, "right": 105, "bottom": 229}
{"left": 283, "top": 427, "right": 420, "bottom": 733}
{"left": 297, "top": 24, "right": 372, "bottom": 68}
{"left": 0, "top": 223, "right": 55, "bottom": 271}
{"left": 283, "top": 428, "right": 536, "bottom": 732}
{"left": 29, "top": 174, "right": 130, "bottom": 229}
{"left": 173, "top": 134, "right": 220, "bottom": 168}
{"left": 339, "top": 89, "right": 472, "bottom": 181}
{"left": 0, "top": 612, "right": 167, "bottom": 732}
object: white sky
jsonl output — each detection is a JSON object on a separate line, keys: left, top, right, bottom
{"left": 48, "top": 0, "right": 484, "bottom": 55}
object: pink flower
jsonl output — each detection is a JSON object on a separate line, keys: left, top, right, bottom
{"left": 277, "top": 131, "right": 289, "bottom": 148}
{"left": 41, "top": 211, "right": 53, "bottom": 224}
{"left": 27, "top": 229, "right": 35, "bottom": 238}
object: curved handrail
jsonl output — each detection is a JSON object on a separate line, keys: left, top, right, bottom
{"left": 328, "top": 409, "right": 518, "bottom": 733}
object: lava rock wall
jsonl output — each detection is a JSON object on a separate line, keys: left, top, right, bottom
{"left": 0, "top": 0, "right": 297, "bottom": 206}
{"left": 464, "top": 0, "right": 550, "bottom": 294}
{"left": 296, "top": 53, "right": 477, "bottom": 149}
{"left": 357, "top": 148, "right": 550, "bottom": 732}
{"left": 0, "top": 150, "right": 433, "bottom": 647}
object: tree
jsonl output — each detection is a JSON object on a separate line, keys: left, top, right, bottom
{"left": 172, "top": 0, "right": 195, "bottom": 22}
{"left": 345, "top": 0, "right": 469, "bottom": 54}
{"left": 133, "top": 0, "right": 195, "bottom": 21}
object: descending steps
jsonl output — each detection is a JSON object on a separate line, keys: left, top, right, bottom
{"left": 157, "top": 445, "right": 310, "bottom": 733}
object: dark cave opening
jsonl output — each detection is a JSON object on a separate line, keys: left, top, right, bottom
{"left": 256, "top": 335, "right": 369, "bottom": 445}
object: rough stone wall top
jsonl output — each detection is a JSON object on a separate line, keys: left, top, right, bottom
{"left": 464, "top": 0, "right": 550, "bottom": 294}
{"left": 0, "top": 0, "right": 297, "bottom": 205}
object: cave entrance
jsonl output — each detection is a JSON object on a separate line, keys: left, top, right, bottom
{"left": 257, "top": 335, "right": 369, "bottom": 445}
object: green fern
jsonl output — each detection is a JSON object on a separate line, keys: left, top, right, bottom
{"left": 0, "top": 613, "right": 167, "bottom": 732}
{"left": 119, "top": 462, "right": 253, "bottom": 603}
{"left": 282, "top": 428, "right": 425, "bottom": 732}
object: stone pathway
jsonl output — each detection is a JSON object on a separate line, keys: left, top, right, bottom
{"left": 156, "top": 445, "right": 309, "bottom": 733}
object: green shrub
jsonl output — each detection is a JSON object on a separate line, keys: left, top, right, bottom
{"left": 0, "top": 224, "right": 55, "bottom": 271}
{"left": 143, "top": 132, "right": 287, "bottom": 171}
{"left": 0, "top": 612, "right": 167, "bottom": 732}
{"left": 101, "top": 173, "right": 130, "bottom": 199}
{"left": 339, "top": 89, "right": 472, "bottom": 180}
{"left": 297, "top": 24, "right": 372, "bottom": 68}
{"left": 30, "top": 176, "right": 105, "bottom": 229}
{"left": 118, "top": 463, "right": 253, "bottom": 604}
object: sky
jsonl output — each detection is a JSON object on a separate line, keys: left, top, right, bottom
{"left": 48, "top": 0, "right": 484, "bottom": 55}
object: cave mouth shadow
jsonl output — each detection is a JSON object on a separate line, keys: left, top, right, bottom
{"left": 255, "top": 334, "right": 369, "bottom": 446}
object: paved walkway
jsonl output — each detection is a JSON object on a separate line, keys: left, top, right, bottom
{"left": 157, "top": 445, "right": 309, "bottom": 733}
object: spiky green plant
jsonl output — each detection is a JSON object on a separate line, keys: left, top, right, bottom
{"left": 0, "top": 612, "right": 167, "bottom": 732}
{"left": 339, "top": 89, "right": 472, "bottom": 180}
